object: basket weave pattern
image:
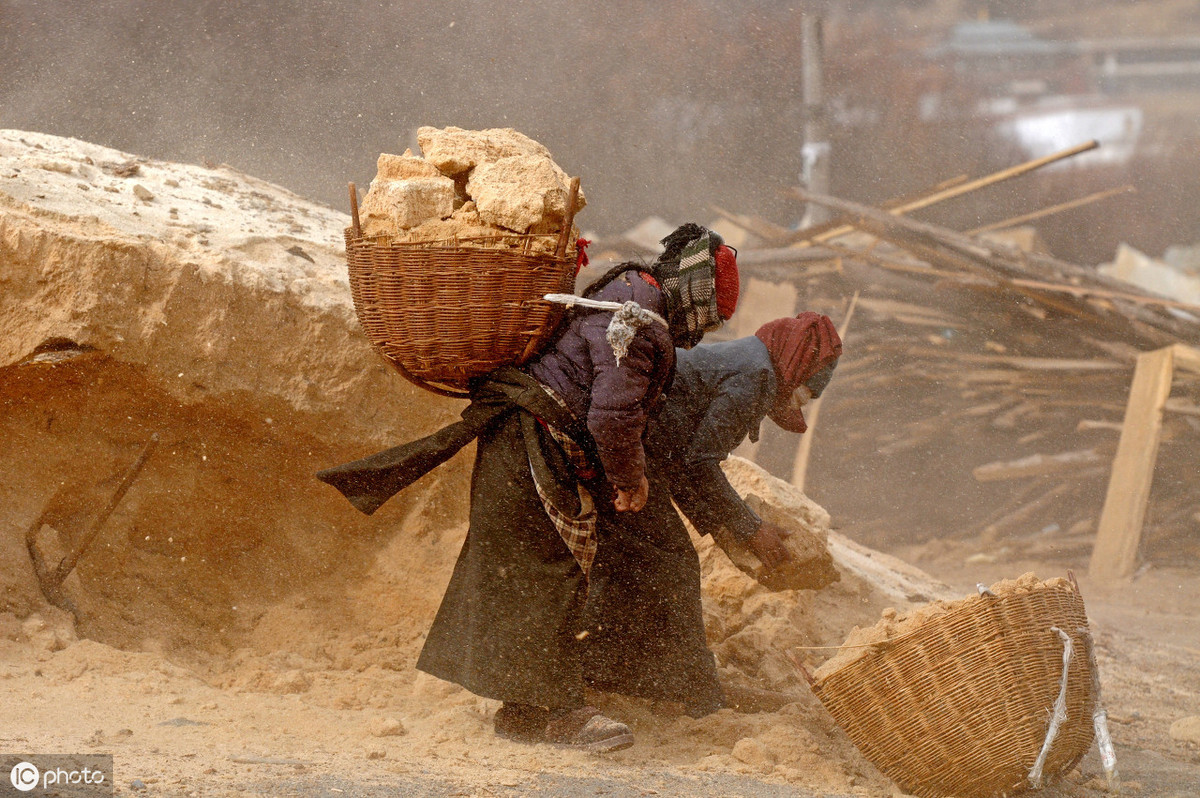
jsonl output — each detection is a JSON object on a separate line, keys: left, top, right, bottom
{"left": 811, "top": 583, "right": 1095, "bottom": 798}
{"left": 345, "top": 231, "right": 576, "bottom": 392}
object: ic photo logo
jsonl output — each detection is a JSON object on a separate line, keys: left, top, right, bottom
{"left": 9, "top": 762, "right": 39, "bottom": 792}
{"left": 3, "top": 755, "right": 111, "bottom": 796}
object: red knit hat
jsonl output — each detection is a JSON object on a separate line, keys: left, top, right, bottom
{"left": 714, "top": 244, "right": 739, "bottom": 320}
{"left": 754, "top": 312, "right": 843, "bottom": 433}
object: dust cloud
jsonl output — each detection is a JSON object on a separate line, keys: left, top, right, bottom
{"left": 6, "top": 0, "right": 1200, "bottom": 260}
{"left": 0, "top": 0, "right": 816, "bottom": 233}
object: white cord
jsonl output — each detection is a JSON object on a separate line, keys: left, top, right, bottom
{"left": 543, "top": 293, "right": 668, "bottom": 328}
{"left": 1029, "top": 626, "right": 1073, "bottom": 788}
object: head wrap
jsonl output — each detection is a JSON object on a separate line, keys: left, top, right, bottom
{"left": 652, "top": 223, "right": 731, "bottom": 348}
{"left": 754, "top": 312, "right": 843, "bottom": 433}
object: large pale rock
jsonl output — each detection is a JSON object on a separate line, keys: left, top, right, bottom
{"left": 0, "top": 129, "right": 447, "bottom": 438}
{"left": 416, "top": 126, "right": 551, "bottom": 177}
{"left": 467, "top": 154, "right": 577, "bottom": 234}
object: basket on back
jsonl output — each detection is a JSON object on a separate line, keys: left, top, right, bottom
{"left": 810, "top": 576, "right": 1096, "bottom": 798}
{"left": 345, "top": 177, "right": 580, "bottom": 397}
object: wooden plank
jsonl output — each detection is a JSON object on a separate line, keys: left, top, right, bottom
{"left": 727, "top": 277, "right": 798, "bottom": 340}
{"left": 1173, "top": 343, "right": 1200, "bottom": 374}
{"left": 903, "top": 349, "right": 1124, "bottom": 371}
{"left": 1089, "top": 346, "right": 1176, "bottom": 582}
{"left": 1164, "top": 397, "right": 1200, "bottom": 418}
{"left": 972, "top": 448, "right": 1102, "bottom": 482}
{"left": 839, "top": 246, "right": 1200, "bottom": 314}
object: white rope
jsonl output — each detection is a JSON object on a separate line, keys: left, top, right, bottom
{"left": 1029, "top": 626, "right": 1073, "bottom": 788}
{"left": 543, "top": 294, "right": 668, "bottom": 328}
{"left": 544, "top": 293, "right": 668, "bottom": 365}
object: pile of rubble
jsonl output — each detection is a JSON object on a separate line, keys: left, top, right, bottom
{"left": 357, "top": 126, "right": 584, "bottom": 253}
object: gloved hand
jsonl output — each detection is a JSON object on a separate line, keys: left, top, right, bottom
{"left": 748, "top": 521, "right": 793, "bottom": 570}
{"left": 614, "top": 474, "right": 649, "bottom": 512}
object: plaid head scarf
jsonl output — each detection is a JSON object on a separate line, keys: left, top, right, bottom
{"left": 653, "top": 223, "right": 725, "bottom": 349}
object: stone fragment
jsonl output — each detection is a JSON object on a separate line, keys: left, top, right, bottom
{"left": 467, "top": 155, "right": 577, "bottom": 234}
{"left": 374, "top": 150, "right": 441, "bottom": 181}
{"left": 416, "top": 126, "right": 550, "bottom": 177}
{"left": 1170, "top": 715, "right": 1200, "bottom": 746}
{"left": 358, "top": 174, "right": 455, "bottom": 236}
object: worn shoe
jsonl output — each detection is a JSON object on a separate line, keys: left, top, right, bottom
{"left": 493, "top": 702, "right": 551, "bottom": 743}
{"left": 544, "top": 706, "right": 635, "bottom": 753}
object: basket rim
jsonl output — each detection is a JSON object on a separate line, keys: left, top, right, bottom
{"left": 346, "top": 228, "right": 574, "bottom": 250}
{"left": 812, "top": 579, "right": 1084, "bottom": 688}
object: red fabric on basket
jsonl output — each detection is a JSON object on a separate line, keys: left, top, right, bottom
{"left": 575, "top": 238, "right": 591, "bottom": 275}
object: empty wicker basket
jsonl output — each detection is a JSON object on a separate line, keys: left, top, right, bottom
{"left": 809, "top": 576, "right": 1096, "bottom": 798}
{"left": 343, "top": 178, "right": 581, "bottom": 397}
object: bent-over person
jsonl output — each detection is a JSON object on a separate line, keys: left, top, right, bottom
{"left": 581, "top": 312, "right": 842, "bottom": 715}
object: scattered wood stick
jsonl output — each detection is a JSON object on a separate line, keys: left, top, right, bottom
{"left": 791, "top": 290, "right": 859, "bottom": 491}
{"left": 787, "top": 140, "right": 1098, "bottom": 248}
{"left": 348, "top": 182, "right": 361, "bottom": 238}
{"left": 972, "top": 448, "right": 1102, "bottom": 483}
{"left": 967, "top": 185, "right": 1135, "bottom": 235}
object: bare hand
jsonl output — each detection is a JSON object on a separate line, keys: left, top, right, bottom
{"left": 614, "top": 475, "right": 649, "bottom": 512}
{"left": 748, "top": 521, "right": 792, "bottom": 570}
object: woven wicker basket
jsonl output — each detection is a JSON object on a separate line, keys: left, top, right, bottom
{"left": 810, "top": 577, "right": 1096, "bottom": 798}
{"left": 343, "top": 179, "right": 580, "bottom": 397}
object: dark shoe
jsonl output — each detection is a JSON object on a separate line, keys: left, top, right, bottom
{"left": 493, "top": 702, "right": 550, "bottom": 743}
{"left": 544, "top": 706, "right": 634, "bottom": 753}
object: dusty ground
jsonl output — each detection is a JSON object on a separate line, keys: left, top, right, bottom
{"left": 2, "top": 529, "right": 1196, "bottom": 798}
{"left": 2, "top": 130, "right": 1198, "bottom": 797}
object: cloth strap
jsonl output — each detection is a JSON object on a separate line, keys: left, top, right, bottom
{"left": 524, "top": 384, "right": 599, "bottom": 577}
{"left": 316, "top": 366, "right": 592, "bottom": 515}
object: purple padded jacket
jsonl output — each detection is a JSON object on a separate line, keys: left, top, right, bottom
{"left": 526, "top": 270, "right": 674, "bottom": 491}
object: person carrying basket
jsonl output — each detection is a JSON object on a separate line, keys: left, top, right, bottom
{"left": 318, "top": 223, "right": 739, "bottom": 752}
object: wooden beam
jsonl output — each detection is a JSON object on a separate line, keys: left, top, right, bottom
{"left": 781, "top": 174, "right": 970, "bottom": 246}
{"left": 1173, "top": 343, "right": 1200, "bottom": 374}
{"left": 830, "top": 242, "right": 1200, "bottom": 314}
{"left": 788, "top": 140, "right": 1098, "bottom": 248}
{"left": 1089, "top": 346, "right": 1175, "bottom": 582}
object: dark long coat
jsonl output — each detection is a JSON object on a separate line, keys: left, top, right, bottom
{"left": 581, "top": 336, "right": 780, "bottom": 715}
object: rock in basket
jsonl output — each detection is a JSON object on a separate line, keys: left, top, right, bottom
{"left": 343, "top": 178, "right": 581, "bottom": 398}
{"left": 809, "top": 576, "right": 1098, "bottom": 798}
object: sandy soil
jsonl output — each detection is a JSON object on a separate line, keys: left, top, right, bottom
{"left": 2, "top": 542, "right": 1196, "bottom": 798}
